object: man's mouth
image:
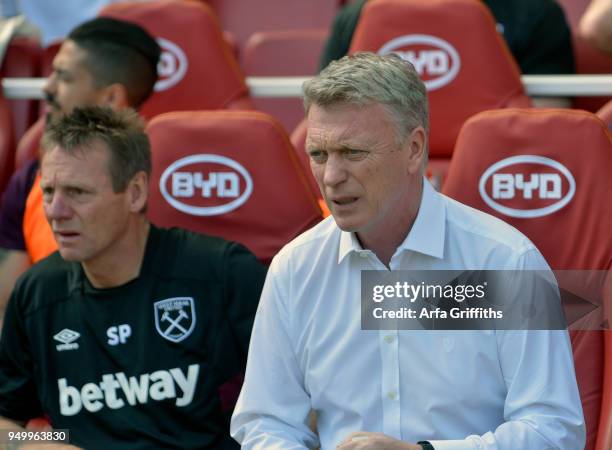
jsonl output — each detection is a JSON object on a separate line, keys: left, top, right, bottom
{"left": 44, "top": 93, "right": 61, "bottom": 112}
{"left": 54, "top": 231, "right": 80, "bottom": 241}
{"left": 331, "top": 197, "right": 358, "bottom": 206}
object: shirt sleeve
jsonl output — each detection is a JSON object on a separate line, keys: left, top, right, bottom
{"left": 0, "top": 160, "right": 38, "bottom": 251}
{"left": 429, "top": 249, "right": 585, "bottom": 450}
{"left": 0, "top": 282, "right": 44, "bottom": 422}
{"left": 230, "top": 255, "right": 319, "bottom": 450}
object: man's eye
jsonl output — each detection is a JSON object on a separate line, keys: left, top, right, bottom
{"left": 56, "top": 72, "right": 73, "bottom": 82}
{"left": 344, "top": 149, "right": 367, "bottom": 160}
{"left": 309, "top": 151, "right": 328, "bottom": 163}
{"left": 68, "top": 187, "right": 85, "bottom": 197}
{"left": 41, "top": 187, "right": 53, "bottom": 201}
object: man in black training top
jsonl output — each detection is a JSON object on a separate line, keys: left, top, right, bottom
{"left": 0, "top": 106, "right": 266, "bottom": 449}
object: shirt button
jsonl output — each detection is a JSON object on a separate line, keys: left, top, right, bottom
{"left": 384, "top": 335, "right": 395, "bottom": 343}
{"left": 386, "top": 390, "right": 397, "bottom": 400}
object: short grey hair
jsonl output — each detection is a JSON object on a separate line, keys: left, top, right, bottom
{"left": 42, "top": 106, "right": 151, "bottom": 194}
{"left": 303, "top": 52, "right": 429, "bottom": 148}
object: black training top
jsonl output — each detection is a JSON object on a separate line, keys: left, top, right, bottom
{"left": 0, "top": 225, "right": 267, "bottom": 449}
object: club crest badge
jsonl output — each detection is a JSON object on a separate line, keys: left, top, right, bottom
{"left": 154, "top": 297, "right": 196, "bottom": 343}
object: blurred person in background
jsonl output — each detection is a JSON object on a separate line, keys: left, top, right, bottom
{"left": 580, "top": 0, "right": 612, "bottom": 54}
{"left": 320, "top": 0, "right": 575, "bottom": 108}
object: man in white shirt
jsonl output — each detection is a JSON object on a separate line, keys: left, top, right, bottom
{"left": 231, "top": 53, "right": 585, "bottom": 450}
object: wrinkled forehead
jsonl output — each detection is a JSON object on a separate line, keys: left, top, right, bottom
{"left": 305, "top": 102, "right": 396, "bottom": 150}
{"left": 41, "top": 142, "right": 112, "bottom": 180}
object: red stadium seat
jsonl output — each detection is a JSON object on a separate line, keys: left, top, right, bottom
{"left": 243, "top": 29, "right": 328, "bottom": 133}
{"left": 349, "top": 0, "right": 530, "bottom": 173}
{"left": 146, "top": 110, "right": 323, "bottom": 264}
{"left": 0, "top": 37, "right": 41, "bottom": 142}
{"left": 442, "top": 108, "right": 612, "bottom": 450}
{"left": 0, "top": 93, "right": 15, "bottom": 197}
{"left": 205, "top": 0, "right": 340, "bottom": 52}
{"left": 99, "top": 0, "right": 254, "bottom": 119}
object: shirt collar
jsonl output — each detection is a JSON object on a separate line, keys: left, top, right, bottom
{"left": 337, "top": 178, "right": 446, "bottom": 263}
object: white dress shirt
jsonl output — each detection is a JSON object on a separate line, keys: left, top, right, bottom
{"left": 231, "top": 179, "right": 585, "bottom": 450}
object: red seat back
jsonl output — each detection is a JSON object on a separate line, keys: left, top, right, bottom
{"left": 243, "top": 29, "right": 328, "bottom": 133}
{"left": 205, "top": 0, "right": 339, "bottom": 51}
{"left": 0, "top": 37, "right": 41, "bottom": 141}
{"left": 442, "top": 108, "right": 612, "bottom": 450}
{"left": 350, "top": 0, "right": 530, "bottom": 160}
{"left": 146, "top": 111, "right": 323, "bottom": 264}
{"left": 0, "top": 93, "right": 15, "bottom": 197}
{"left": 100, "top": 0, "right": 253, "bottom": 119}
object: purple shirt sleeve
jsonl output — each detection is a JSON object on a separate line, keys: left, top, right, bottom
{"left": 0, "top": 160, "right": 39, "bottom": 251}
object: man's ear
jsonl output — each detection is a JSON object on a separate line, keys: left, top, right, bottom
{"left": 127, "top": 171, "right": 149, "bottom": 213}
{"left": 99, "top": 83, "right": 130, "bottom": 111}
{"left": 404, "top": 126, "right": 426, "bottom": 175}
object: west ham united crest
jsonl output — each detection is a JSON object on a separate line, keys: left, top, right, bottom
{"left": 154, "top": 297, "right": 196, "bottom": 343}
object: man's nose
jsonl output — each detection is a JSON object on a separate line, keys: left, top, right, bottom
{"left": 44, "top": 192, "right": 72, "bottom": 222}
{"left": 323, "top": 154, "right": 348, "bottom": 188}
{"left": 43, "top": 73, "right": 57, "bottom": 98}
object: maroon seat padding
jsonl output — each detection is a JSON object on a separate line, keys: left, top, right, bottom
{"left": 0, "top": 93, "right": 15, "bottom": 197}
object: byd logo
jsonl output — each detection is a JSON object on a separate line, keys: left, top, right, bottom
{"left": 479, "top": 155, "right": 576, "bottom": 218}
{"left": 155, "top": 37, "right": 188, "bottom": 91}
{"left": 160, "top": 154, "right": 253, "bottom": 216}
{"left": 378, "top": 34, "right": 460, "bottom": 90}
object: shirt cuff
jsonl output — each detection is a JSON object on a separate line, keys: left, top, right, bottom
{"left": 428, "top": 440, "right": 478, "bottom": 450}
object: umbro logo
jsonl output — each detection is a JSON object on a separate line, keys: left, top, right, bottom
{"left": 54, "top": 329, "right": 80, "bottom": 352}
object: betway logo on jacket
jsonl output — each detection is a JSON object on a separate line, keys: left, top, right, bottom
{"left": 58, "top": 364, "right": 199, "bottom": 416}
